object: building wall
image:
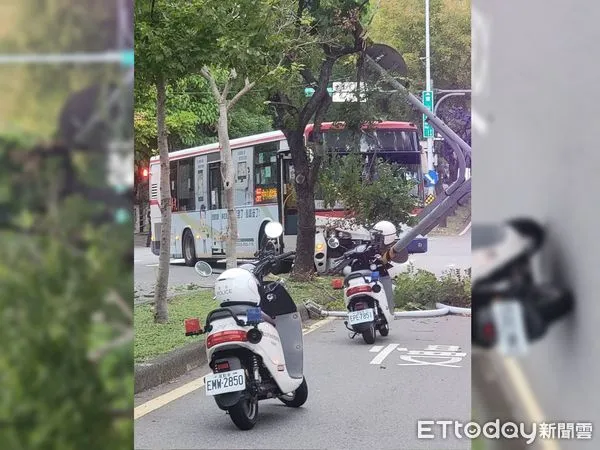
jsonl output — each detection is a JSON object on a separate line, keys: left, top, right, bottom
{"left": 473, "top": 0, "right": 600, "bottom": 444}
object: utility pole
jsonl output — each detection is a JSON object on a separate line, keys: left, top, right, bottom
{"left": 425, "top": 0, "right": 434, "bottom": 194}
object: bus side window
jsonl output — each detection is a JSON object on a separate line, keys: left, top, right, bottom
{"left": 253, "top": 142, "right": 278, "bottom": 204}
{"left": 176, "top": 157, "right": 195, "bottom": 212}
{"left": 208, "top": 163, "right": 223, "bottom": 210}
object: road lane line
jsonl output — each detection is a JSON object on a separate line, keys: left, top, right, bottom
{"left": 134, "top": 316, "right": 336, "bottom": 420}
{"left": 370, "top": 345, "right": 384, "bottom": 353}
{"left": 134, "top": 375, "right": 209, "bottom": 420}
{"left": 369, "top": 343, "right": 399, "bottom": 365}
{"left": 502, "top": 357, "right": 561, "bottom": 450}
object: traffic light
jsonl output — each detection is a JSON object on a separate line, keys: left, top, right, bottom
{"left": 140, "top": 166, "right": 149, "bottom": 179}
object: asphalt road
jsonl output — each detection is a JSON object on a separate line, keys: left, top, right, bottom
{"left": 134, "top": 232, "right": 471, "bottom": 304}
{"left": 135, "top": 316, "right": 471, "bottom": 450}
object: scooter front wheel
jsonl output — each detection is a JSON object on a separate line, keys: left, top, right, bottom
{"left": 228, "top": 394, "right": 258, "bottom": 430}
{"left": 362, "top": 323, "right": 376, "bottom": 344}
{"left": 278, "top": 377, "right": 308, "bottom": 407}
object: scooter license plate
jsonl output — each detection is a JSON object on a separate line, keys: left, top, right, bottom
{"left": 204, "top": 369, "right": 246, "bottom": 396}
{"left": 491, "top": 300, "right": 529, "bottom": 357}
{"left": 348, "top": 308, "right": 374, "bottom": 325}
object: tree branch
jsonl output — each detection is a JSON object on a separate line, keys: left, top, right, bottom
{"left": 228, "top": 78, "right": 256, "bottom": 111}
{"left": 105, "top": 290, "right": 133, "bottom": 322}
{"left": 222, "top": 68, "right": 237, "bottom": 102}
{"left": 87, "top": 329, "right": 134, "bottom": 363}
{"left": 200, "top": 66, "right": 222, "bottom": 102}
{"left": 299, "top": 55, "right": 336, "bottom": 127}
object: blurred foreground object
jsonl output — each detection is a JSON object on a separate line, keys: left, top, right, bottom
{"left": 472, "top": 218, "right": 574, "bottom": 355}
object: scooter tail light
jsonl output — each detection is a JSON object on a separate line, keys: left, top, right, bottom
{"left": 346, "top": 285, "right": 372, "bottom": 296}
{"left": 206, "top": 330, "right": 248, "bottom": 348}
{"left": 482, "top": 322, "right": 496, "bottom": 343}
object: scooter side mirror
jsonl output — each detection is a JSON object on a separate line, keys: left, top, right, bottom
{"left": 264, "top": 221, "right": 283, "bottom": 239}
{"left": 194, "top": 261, "right": 213, "bottom": 277}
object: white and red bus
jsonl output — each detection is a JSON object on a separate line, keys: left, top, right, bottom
{"left": 149, "top": 121, "right": 427, "bottom": 273}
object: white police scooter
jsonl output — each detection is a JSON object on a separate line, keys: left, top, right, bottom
{"left": 329, "top": 221, "right": 399, "bottom": 344}
{"left": 186, "top": 222, "right": 307, "bottom": 430}
{"left": 472, "top": 218, "right": 574, "bottom": 355}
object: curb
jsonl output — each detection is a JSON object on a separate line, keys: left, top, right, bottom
{"left": 134, "top": 340, "right": 207, "bottom": 394}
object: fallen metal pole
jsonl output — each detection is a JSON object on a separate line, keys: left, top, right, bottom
{"left": 304, "top": 300, "right": 470, "bottom": 319}
{"left": 364, "top": 56, "right": 472, "bottom": 254}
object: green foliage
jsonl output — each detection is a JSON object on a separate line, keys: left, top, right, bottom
{"left": 0, "top": 1, "right": 133, "bottom": 443}
{"left": 394, "top": 264, "right": 471, "bottom": 310}
{"left": 318, "top": 151, "right": 417, "bottom": 229}
{"left": 369, "top": 0, "right": 471, "bottom": 90}
{"left": 134, "top": 74, "right": 275, "bottom": 160}
{"left": 0, "top": 139, "right": 133, "bottom": 449}
{"left": 0, "top": 1, "right": 120, "bottom": 138}
{"left": 135, "top": 292, "right": 218, "bottom": 362}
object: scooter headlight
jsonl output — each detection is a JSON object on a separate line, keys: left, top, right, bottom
{"left": 327, "top": 236, "right": 340, "bottom": 249}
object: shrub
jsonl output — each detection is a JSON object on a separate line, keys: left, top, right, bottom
{"left": 394, "top": 264, "right": 471, "bottom": 310}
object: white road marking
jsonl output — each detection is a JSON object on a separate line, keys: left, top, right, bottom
{"left": 369, "top": 345, "right": 384, "bottom": 353}
{"left": 459, "top": 221, "right": 472, "bottom": 236}
{"left": 369, "top": 343, "right": 399, "bottom": 365}
{"left": 134, "top": 316, "right": 335, "bottom": 420}
{"left": 146, "top": 264, "right": 158, "bottom": 267}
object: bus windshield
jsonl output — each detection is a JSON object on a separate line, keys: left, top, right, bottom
{"left": 315, "top": 127, "right": 424, "bottom": 207}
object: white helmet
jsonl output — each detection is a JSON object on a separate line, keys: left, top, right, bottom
{"left": 372, "top": 220, "right": 397, "bottom": 245}
{"left": 472, "top": 221, "right": 539, "bottom": 283}
{"left": 214, "top": 268, "right": 261, "bottom": 305}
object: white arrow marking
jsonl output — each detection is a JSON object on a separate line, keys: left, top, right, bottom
{"left": 369, "top": 343, "right": 399, "bottom": 365}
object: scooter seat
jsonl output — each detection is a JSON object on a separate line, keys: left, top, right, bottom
{"left": 343, "top": 270, "right": 375, "bottom": 287}
{"left": 212, "top": 302, "right": 276, "bottom": 327}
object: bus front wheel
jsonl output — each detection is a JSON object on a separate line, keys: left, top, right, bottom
{"left": 183, "top": 230, "right": 197, "bottom": 267}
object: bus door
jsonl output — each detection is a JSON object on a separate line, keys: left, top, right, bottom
{"left": 278, "top": 153, "right": 298, "bottom": 248}
{"left": 208, "top": 162, "right": 225, "bottom": 255}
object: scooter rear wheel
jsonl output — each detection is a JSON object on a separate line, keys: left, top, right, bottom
{"left": 278, "top": 377, "right": 308, "bottom": 407}
{"left": 379, "top": 322, "right": 390, "bottom": 336}
{"left": 362, "top": 323, "right": 376, "bottom": 344}
{"left": 228, "top": 394, "right": 258, "bottom": 430}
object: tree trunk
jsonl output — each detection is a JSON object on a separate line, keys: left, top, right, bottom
{"left": 288, "top": 131, "right": 315, "bottom": 281}
{"left": 153, "top": 76, "right": 170, "bottom": 324}
{"left": 217, "top": 102, "right": 238, "bottom": 269}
